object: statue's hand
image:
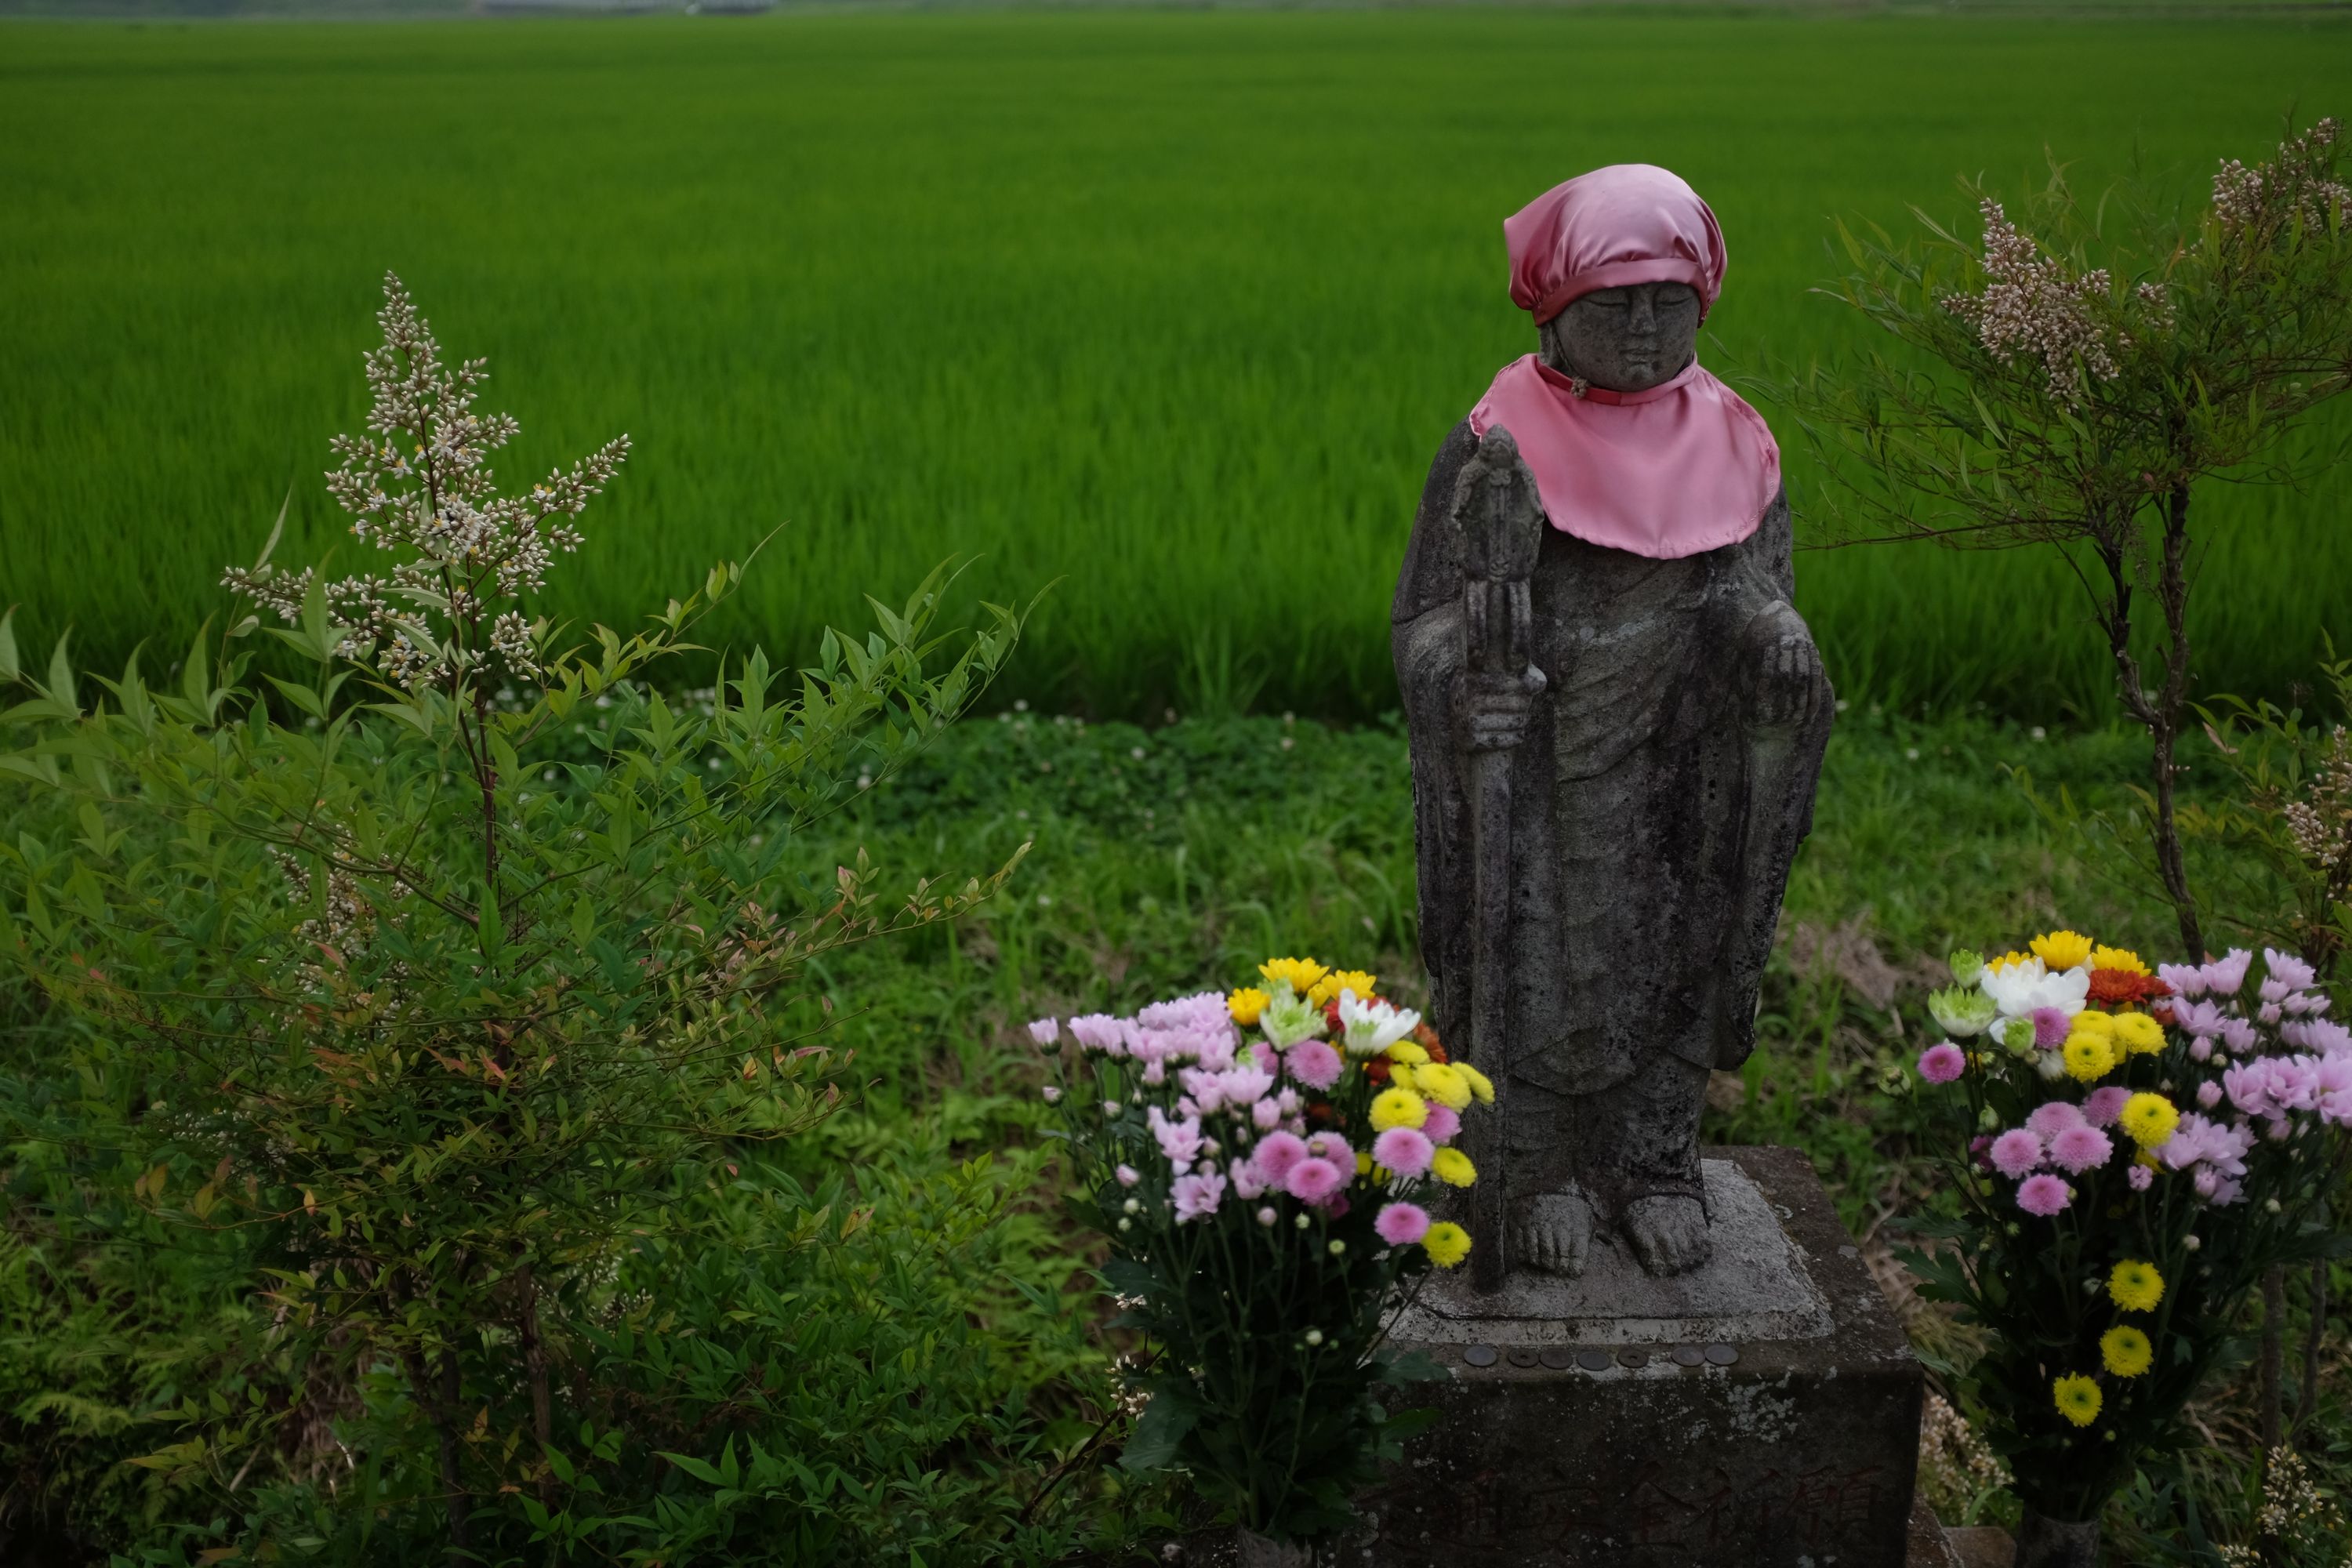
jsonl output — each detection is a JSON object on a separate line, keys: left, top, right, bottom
{"left": 1456, "top": 664, "right": 1547, "bottom": 752}
{"left": 1744, "top": 602, "right": 1828, "bottom": 729}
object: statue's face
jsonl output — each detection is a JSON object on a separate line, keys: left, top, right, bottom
{"left": 1538, "top": 281, "right": 1702, "bottom": 394}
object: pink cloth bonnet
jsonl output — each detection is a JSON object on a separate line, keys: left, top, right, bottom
{"left": 1468, "top": 164, "right": 1780, "bottom": 561}
{"left": 1506, "top": 162, "right": 1729, "bottom": 325}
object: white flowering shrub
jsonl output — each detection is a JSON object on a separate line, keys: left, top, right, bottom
{"left": 0, "top": 278, "right": 1051, "bottom": 1563}
{"left": 224, "top": 275, "right": 628, "bottom": 691}
{"left": 1788, "top": 118, "right": 2352, "bottom": 964}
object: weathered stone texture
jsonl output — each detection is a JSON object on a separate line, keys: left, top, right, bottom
{"left": 1362, "top": 1149, "right": 1923, "bottom": 1568}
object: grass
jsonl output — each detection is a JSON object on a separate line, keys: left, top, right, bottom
{"left": 4, "top": 9, "right": 2351, "bottom": 724}
{"left": 797, "top": 702, "right": 2349, "bottom": 1548}
{"left": 2, "top": 640, "right": 2343, "bottom": 1551}
{"left": 810, "top": 702, "right": 2189, "bottom": 1209}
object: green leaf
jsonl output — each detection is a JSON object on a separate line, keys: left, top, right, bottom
{"left": 657, "top": 1450, "right": 726, "bottom": 1486}
{"left": 478, "top": 880, "right": 504, "bottom": 966}
{"left": 368, "top": 699, "right": 434, "bottom": 735}
{"left": 299, "top": 567, "right": 336, "bottom": 661}
{"left": 0, "top": 606, "right": 16, "bottom": 682}
{"left": 1117, "top": 1389, "right": 1194, "bottom": 1473}
{"left": 1375, "top": 1348, "right": 1447, "bottom": 1385}
{"left": 266, "top": 675, "right": 327, "bottom": 720}
{"left": 254, "top": 488, "right": 290, "bottom": 572}
{"left": 44, "top": 630, "right": 74, "bottom": 715}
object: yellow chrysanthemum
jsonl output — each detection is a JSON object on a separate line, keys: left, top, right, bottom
{"left": 1385, "top": 1040, "right": 1430, "bottom": 1066}
{"left": 2032, "top": 930, "right": 2096, "bottom": 971}
{"left": 1455, "top": 1063, "right": 1496, "bottom": 1105}
{"left": 1258, "top": 956, "right": 1329, "bottom": 995}
{"left": 2092, "top": 945, "right": 2151, "bottom": 977}
{"left": 2063, "top": 1034, "right": 2114, "bottom": 1083}
{"left": 1310, "top": 968, "right": 1377, "bottom": 1007}
{"left": 1431, "top": 1148, "right": 1477, "bottom": 1188}
{"left": 1414, "top": 1062, "right": 1474, "bottom": 1112}
{"left": 1423, "top": 1221, "right": 1472, "bottom": 1268}
{"left": 2110, "top": 1012, "right": 2166, "bottom": 1057}
{"left": 1356, "top": 1152, "right": 1374, "bottom": 1178}
{"left": 1985, "top": 950, "right": 2034, "bottom": 974}
{"left": 1386, "top": 1062, "right": 1418, "bottom": 1092}
{"left": 2053, "top": 1374, "right": 2103, "bottom": 1428}
{"left": 1227, "top": 987, "right": 1270, "bottom": 1027}
{"left": 2100, "top": 1326, "right": 2154, "bottom": 1377}
{"left": 1370, "top": 1087, "right": 1428, "bottom": 1131}
{"left": 2119, "top": 1092, "right": 2180, "bottom": 1149}
{"left": 2071, "top": 1011, "right": 2117, "bottom": 1040}
{"left": 2109, "top": 1259, "right": 2165, "bottom": 1313}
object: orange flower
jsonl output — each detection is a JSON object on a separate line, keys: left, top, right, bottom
{"left": 2088, "top": 969, "right": 2171, "bottom": 1008}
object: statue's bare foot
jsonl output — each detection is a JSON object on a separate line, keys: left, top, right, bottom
{"left": 1509, "top": 1190, "right": 1592, "bottom": 1277}
{"left": 1622, "top": 1194, "right": 1711, "bottom": 1276}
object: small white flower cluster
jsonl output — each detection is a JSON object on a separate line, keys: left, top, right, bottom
{"left": 275, "top": 848, "right": 369, "bottom": 949}
{"left": 2282, "top": 723, "right": 2351, "bottom": 874}
{"left": 2214, "top": 118, "right": 2348, "bottom": 236}
{"left": 2216, "top": 1446, "right": 2346, "bottom": 1566}
{"left": 224, "top": 274, "right": 628, "bottom": 691}
{"left": 1915, "top": 1392, "right": 2010, "bottom": 1518}
{"left": 1942, "top": 199, "right": 2126, "bottom": 408}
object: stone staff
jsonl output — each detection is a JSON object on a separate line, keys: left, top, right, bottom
{"left": 1449, "top": 426, "right": 1545, "bottom": 1294}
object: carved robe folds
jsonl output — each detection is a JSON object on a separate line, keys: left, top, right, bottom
{"left": 1392, "top": 419, "right": 1832, "bottom": 1222}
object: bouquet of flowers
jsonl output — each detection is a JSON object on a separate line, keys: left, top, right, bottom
{"left": 1904, "top": 930, "right": 2347, "bottom": 1557}
{"left": 1033, "top": 956, "right": 1493, "bottom": 1548}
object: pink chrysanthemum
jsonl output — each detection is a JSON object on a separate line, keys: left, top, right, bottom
{"left": 1285, "top": 1040, "right": 1343, "bottom": 1091}
{"left": 1305, "top": 1131, "right": 1355, "bottom": 1170}
{"left": 1422, "top": 1103, "right": 1461, "bottom": 1145}
{"left": 2016, "top": 1174, "right": 2073, "bottom": 1216}
{"left": 1116, "top": 1164, "right": 1140, "bottom": 1188}
{"left": 1918, "top": 1043, "right": 1966, "bottom": 1083}
{"left": 1375, "top": 1202, "right": 1432, "bottom": 1247}
{"left": 2128, "top": 1163, "right": 2155, "bottom": 1191}
{"left": 1373, "top": 1126, "right": 1436, "bottom": 1178}
{"left": 2026, "top": 1102, "right": 2085, "bottom": 1141}
{"left": 2049, "top": 1124, "right": 2114, "bottom": 1175}
{"left": 1285, "top": 1158, "right": 1344, "bottom": 1204}
{"left": 1252, "top": 1131, "right": 1308, "bottom": 1181}
{"left": 2084, "top": 1087, "right": 2132, "bottom": 1127}
{"left": 2032, "top": 1007, "right": 2071, "bottom": 1049}
{"left": 1172, "top": 1171, "right": 1225, "bottom": 1223}
{"left": 1990, "top": 1129, "right": 2044, "bottom": 1178}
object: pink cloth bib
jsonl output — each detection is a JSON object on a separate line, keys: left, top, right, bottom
{"left": 1468, "top": 354, "right": 1780, "bottom": 561}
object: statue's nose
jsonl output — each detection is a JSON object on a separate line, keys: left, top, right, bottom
{"left": 1628, "top": 294, "right": 1657, "bottom": 333}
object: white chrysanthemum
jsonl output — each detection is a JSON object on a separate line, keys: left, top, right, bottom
{"left": 1337, "top": 989, "right": 1420, "bottom": 1058}
{"left": 1980, "top": 957, "right": 2089, "bottom": 1020}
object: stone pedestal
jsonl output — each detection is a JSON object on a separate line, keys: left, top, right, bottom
{"left": 1360, "top": 1146, "right": 1923, "bottom": 1567}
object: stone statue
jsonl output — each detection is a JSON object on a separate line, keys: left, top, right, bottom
{"left": 1392, "top": 165, "right": 1832, "bottom": 1284}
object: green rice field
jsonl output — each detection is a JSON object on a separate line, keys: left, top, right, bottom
{"left": 3, "top": 9, "right": 2350, "bottom": 720}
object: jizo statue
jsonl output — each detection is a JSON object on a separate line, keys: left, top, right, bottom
{"left": 1392, "top": 165, "right": 1833, "bottom": 1287}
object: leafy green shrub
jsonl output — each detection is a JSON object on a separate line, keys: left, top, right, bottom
{"left": 0, "top": 275, "right": 1094, "bottom": 1564}
{"left": 129, "top": 1145, "right": 1115, "bottom": 1566}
